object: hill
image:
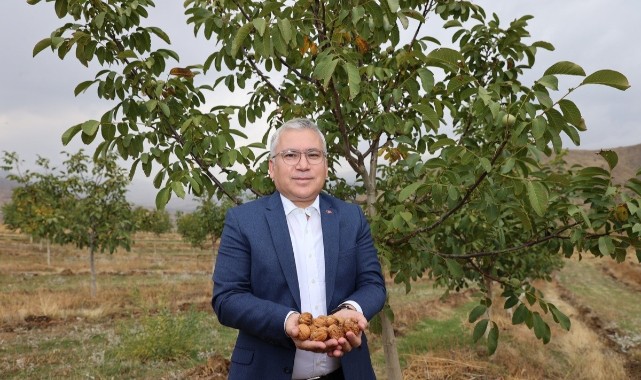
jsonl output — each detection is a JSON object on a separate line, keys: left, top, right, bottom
{"left": 559, "top": 143, "right": 641, "bottom": 184}
{"left": 0, "top": 175, "right": 17, "bottom": 205}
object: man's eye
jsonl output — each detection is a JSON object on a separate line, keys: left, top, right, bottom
{"left": 307, "top": 152, "right": 322, "bottom": 159}
{"left": 283, "top": 152, "right": 299, "bottom": 159}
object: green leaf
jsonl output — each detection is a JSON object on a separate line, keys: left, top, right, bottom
{"left": 313, "top": 55, "right": 339, "bottom": 88}
{"left": 417, "top": 68, "right": 435, "bottom": 93}
{"left": 277, "top": 18, "right": 293, "bottom": 44}
{"left": 343, "top": 62, "right": 361, "bottom": 99}
{"left": 581, "top": 69, "right": 630, "bottom": 90}
{"left": 32, "top": 38, "right": 52, "bottom": 57}
{"left": 625, "top": 178, "right": 641, "bottom": 196}
{"left": 543, "top": 61, "right": 586, "bottom": 76}
{"left": 74, "top": 80, "right": 96, "bottom": 96}
{"left": 155, "top": 187, "right": 170, "bottom": 210}
{"left": 428, "top": 137, "right": 455, "bottom": 154}
{"left": 412, "top": 104, "right": 440, "bottom": 130}
{"left": 526, "top": 181, "right": 549, "bottom": 217}
{"left": 61, "top": 124, "right": 82, "bottom": 146}
{"left": 252, "top": 18, "right": 267, "bottom": 37}
{"left": 512, "top": 304, "right": 529, "bottom": 325}
{"left": 531, "top": 116, "right": 547, "bottom": 140}
{"left": 386, "top": 0, "right": 400, "bottom": 13}
{"left": 598, "top": 150, "right": 618, "bottom": 170}
{"left": 399, "top": 181, "right": 422, "bottom": 202}
{"left": 598, "top": 236, "right": 615, "bottom": 255}
{"left": 558, "top": 99, "right": 582, "bottom": 127}
{"left": 171, "top": 181, "right": 186, "bottom": 199}
{"left": 81, "top": 120, "right": 100, "bottom": 137}
{"left": 531, "top": 41, "right": 555, "bottom": 51}
{"left": 445, "top": 259, "right": 464, "bottom": 279}
{"left": 468, "top": 305, "right": 487, "bottom": 323}
{"left": 533, "top": 313, "right": 551, "bottom": 344}
{"left": 147, "top": 26, "right": 171, "bottom": 44}
{"left": 549, "top": 305, "right": 571, "bottom": 331}
{"left": 425, "top": 48, "right": 463, "bottom": 72}
{"left": 479, "top": 157, "right": 492, "bottom": 173}
{"left": 472, "top": 319, "right": 488, "bottom": 343}
{"left": 537, "top": 75, "right": 558, "bottom": 90}
{"left": 487, "top": 322, "right": 499, "bottom": 355}
{"left": 231, "top": 22, "right": 254, "bottom": 57}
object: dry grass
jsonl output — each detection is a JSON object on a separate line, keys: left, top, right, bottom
{"left": 2, "top": 226, "right": 641, "bottom": 379}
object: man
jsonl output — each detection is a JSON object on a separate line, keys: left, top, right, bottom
{"left": 212, "top": 118, "right": 386, "bottom": 379}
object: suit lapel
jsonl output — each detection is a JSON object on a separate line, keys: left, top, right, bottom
{"left": 265, "top": 192, "right": 301, "bottom": 310}
{"left": 320, "top": 193, "right": 339, "bottom": 308}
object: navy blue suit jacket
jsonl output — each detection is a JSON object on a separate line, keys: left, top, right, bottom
{"left": 212, "top": 192, "right": 386, "bottom": 379}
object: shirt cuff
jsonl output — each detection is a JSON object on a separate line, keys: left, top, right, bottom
{"left": 284, "top": 310, "right": 299, "bottom": 334}
{"left": 340, "top": 300, "right": 362, "bottom": 314}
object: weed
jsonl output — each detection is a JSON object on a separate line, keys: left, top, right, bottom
{"left": 109, "top": 308, "right": 206, "bottom": 363}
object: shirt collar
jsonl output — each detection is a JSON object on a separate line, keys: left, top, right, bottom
{"left": 280, "top": 194, "right": 320, "bottom": 216}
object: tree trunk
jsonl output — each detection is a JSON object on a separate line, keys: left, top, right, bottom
{"left": 366, "top": 188, "right": 403, "bottom": 380}
{"left": 46, "top": 238, "right": 51, "bottom": 266}
{"left": 89, "top": 246, "right": 97, "bottom": 298}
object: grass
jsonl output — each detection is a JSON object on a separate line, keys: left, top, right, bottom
{"left": 2, "top": 226, "right": 640, "bottom": 379}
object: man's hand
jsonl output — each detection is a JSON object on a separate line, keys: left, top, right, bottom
{"left": 285, "top": 312, "right": 340, "bottom": 354}
{"left": 328, "top": 308, "right": 367, "bottom": 357}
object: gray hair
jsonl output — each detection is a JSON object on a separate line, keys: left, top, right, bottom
{"left": 269, "top": 118, "right": 327, "bottom": 158}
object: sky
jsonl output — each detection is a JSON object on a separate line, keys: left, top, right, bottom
{"left": 1, "top": 1, "right": 639, "bottom": 209}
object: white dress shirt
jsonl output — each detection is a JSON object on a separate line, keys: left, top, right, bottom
{"left": 280, "top": 195, "right": 341, "bottom": 379}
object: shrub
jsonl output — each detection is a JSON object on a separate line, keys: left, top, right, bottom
{"left": 110, "top": 309, "right": 206, "bottom": 362}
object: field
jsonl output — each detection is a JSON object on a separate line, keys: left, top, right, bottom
{"left": 1, "top": 224, "right": 641, "bottom": 379}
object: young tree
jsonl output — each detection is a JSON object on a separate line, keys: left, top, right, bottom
{"left": 61, "top": 151, "right": 134, "bottom": 297}
{"left": 133, "top": 206, "right": 172, "bottom": 254}
{"left": 2, "top": 152, "right": 71, "bottom": 265}
{"left": 30, "top": 0, "right": 641, "bottom": 377}
{"left": 176, "top": 198, "right": 231, "bottom": 253}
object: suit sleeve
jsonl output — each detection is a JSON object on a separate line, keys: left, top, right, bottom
{"left": 344, "top": 205, "right": 387, "bottom": 320}
{"left": 212, "top": 208, "right": 295, "bottom": 348}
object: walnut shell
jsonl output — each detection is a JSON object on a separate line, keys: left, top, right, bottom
{"left": 298, "top": 312, "right": 313, "bottom": 326}
{"left": 325, "top": 316, "right": 339, "bottom": 326}
{"left": 313, "top": 315, "right": 328, "bottom": 328}
{"left": 327, "top": 324, "right": 344, "bottom": 340}
{"left": 342, "top": 318, "right": 361, "bottom": 336}
{"left": 310, "top": 327, "right": 328, "bottom": 341}
{"left": 297, "top": 324, "right": 311, "bottom": 340}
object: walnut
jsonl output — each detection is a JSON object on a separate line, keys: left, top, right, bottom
{"left": 342, "top": 318, "right": 361, "bottom": 336}
{"left": 327, "top": 324, "right": 343, "bottom": 340}
{"left": 310, "top": 327, "right": 328, "bottom": 341}
{"left": 325, "top": 316, "right": 339, "bottom": 326}
{"left": 298, "top": 312, "right": 313, "bottom": 326}
{"left": 313, "top": 315, "right": 328, "bottom": 328}
{"left": 297, "top": 324, "right": 311, "bottom": 340}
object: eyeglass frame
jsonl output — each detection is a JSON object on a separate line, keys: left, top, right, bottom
{"left": 270, "top": 149, "right": 327, "bottom": 166}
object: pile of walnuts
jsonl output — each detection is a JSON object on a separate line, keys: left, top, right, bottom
{"left": 296, "top": 312, "right": 361, "bottom": 341}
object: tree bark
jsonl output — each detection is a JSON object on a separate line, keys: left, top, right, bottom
{"left": 366, "top": 187, "right": 403, "bottom": 380}
{"left": 89, "top": 245, "right": 97, "bottom": 298}
{"left": 46, "top": 238, "right": 51, "bottom": 266}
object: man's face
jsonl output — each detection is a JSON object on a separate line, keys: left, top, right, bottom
{"left": 269, "top": 128, "right": 328, "bottom": 208}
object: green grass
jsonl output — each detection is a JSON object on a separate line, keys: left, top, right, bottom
{"left": 558, "top": 258, "right": 641, "bottom": 335}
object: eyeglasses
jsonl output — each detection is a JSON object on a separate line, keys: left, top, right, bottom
{"left": 272, "top": 149, "right": 326, "bottom": 166}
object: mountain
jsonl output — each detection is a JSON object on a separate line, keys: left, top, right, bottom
{"left": 559, "top": 143, "right": 641, "bottom": 184}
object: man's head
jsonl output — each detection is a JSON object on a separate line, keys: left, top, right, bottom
{"left": 268, "top": 118, "right": 328, "bottom": 208}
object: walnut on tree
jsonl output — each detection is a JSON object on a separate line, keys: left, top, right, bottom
{"left": 297, "top": 324, "right": 311, "bottom": 340}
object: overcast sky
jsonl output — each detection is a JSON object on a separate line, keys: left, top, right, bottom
{"left": 1, "top": 1, "right": 639, "bottom": 208}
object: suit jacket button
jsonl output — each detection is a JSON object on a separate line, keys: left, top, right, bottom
{"left": 283, "top": 367, "right": 292, "bottom": 374}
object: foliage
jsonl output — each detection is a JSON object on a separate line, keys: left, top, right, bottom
{"left": 176, "top": 198, "right": 231, "bottom": 249}
{"left": 133, "top": 206, "right": 173, "bottom": 235}
{"left": 29, "top": 0, "right": 641, "bottom": 369}
{"left": 109, "top": 308, "right": 207, "bottom": 362}
{"left": 1, "top": 153, "right": 71, "bottom": 249}
{"left": 2, "top": 150, "right": 134, "bottom": 295}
